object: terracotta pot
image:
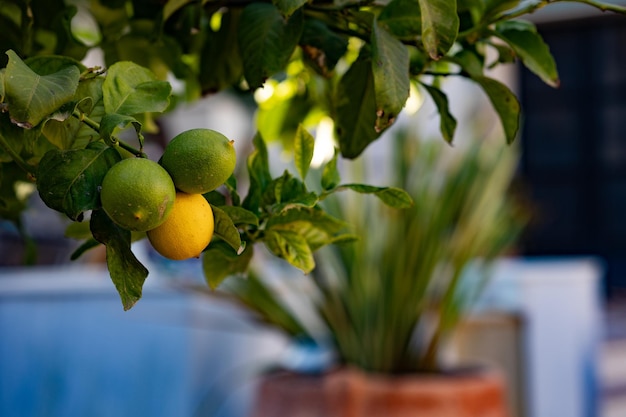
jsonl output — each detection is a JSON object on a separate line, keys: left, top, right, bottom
{"left": 251, "top": 366, "right": 510, "bottom": 417}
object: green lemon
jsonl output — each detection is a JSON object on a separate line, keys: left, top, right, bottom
{"left": 160, "top": 128, "right": 236, "bottom": 194}
{"left": 100, "top": 157, "right": 176, "bottom": 232}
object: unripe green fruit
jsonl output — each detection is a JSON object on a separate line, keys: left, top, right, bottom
{"left": 100, "top": 158, "right": 176, "bottom": 232}
{"left": 160, "top": 128, "right": 236, "bottom": 194}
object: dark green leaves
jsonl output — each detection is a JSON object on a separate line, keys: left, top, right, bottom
{"left": 494, "top": 20, "right": 559, "bottom": 87}
{"left": 300, "top": 19, "right": 348, "bottom": 76}
{"left": 238, "top": 3, "right": 304, "bottom": 89}
{"left": 371, "top": 21, "right": 410, "bottom": 132}
{"left": 418, "top": 0, "right": 459, "bottom": 59}
{"left": 420, "top": 82, "right": 457, "bottom": 143}
{"left": 379, "top": 0, "right": 422, "bottom": 39}
{"left": 471, "top": 75, "right": 521, "bottom": 143}
{"left": 36, "top": 142, "right": 121, "bottom": 221}
{"left": 272, "top": 0, "right": 308, "bottom": 17}
{"left": 90, "top": 209, "right": 148, "bottom": 311}
{"left": 200, "top": 9, "right": 244, "bottom": 94}
{"left": 335, "top": 50, "right": 379, "bottom": 159}
{"left": 3, "top": 50, "right": 80, "bottom": 128}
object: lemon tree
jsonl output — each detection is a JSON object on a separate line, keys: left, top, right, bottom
{"left": 0, "top": 0, "right": 624, "bottom": 309}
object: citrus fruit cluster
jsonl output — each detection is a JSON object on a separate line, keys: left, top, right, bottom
{"left": 100, "top": 128, "right": 236, "bottom": 260}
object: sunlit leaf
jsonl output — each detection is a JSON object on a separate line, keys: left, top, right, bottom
{"left": 294, "top": 124, "right": 315, "bottom": 181}
{"left": 264, "top": 228, "right": 315, "bottom": 273}
{"left": 102, "top": 61, "right": 171, "bottom": 115}
{"left": 321, "top": 149, "right": 340, "bottom": 191}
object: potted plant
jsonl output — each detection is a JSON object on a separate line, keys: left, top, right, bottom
{"left": 215, "top": 130, "right": 528, "bottom": 416}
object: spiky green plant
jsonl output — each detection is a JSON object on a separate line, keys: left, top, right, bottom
{"left": 222, "top": 131, "right": 528, "bottom": 373}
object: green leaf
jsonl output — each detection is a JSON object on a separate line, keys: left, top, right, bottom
{"left": 378, "top": 0, "right": 422, "bottom": 39}
{"left": 262, "top": 170, "right": 317, "bottom": 209}
{"left": 418, "top": 0, "right": 459, "bottom": 59}
{"left": 90, "top": 209, "right": 148, "bottom": 310}
{"left": 163, "top": 0, "right": 194, "bottom": 22}
{"left": 335, "top": 49, "right": 380, "bottom": 159}
{"left": 266, "top": 205, "right": 348, "bottom": 251}
{"left": 420, "top": 83, "right": 457, "bottom": 143}
{"left": 99, "top": 113, "right": 143, "bottom": 148}
{"left": 341, "top": 184, "right": 414, "bottom": 208}
{"left": 494, "top": 20, "right": 559, "bottom": 87}
{"left": 102, "top": 61, "right": 171, "bottom": 115}
{"left": 210, "top": 204, "right": 242, "bottom": 252}
{"left": 203, "top": 241, "right": 254, "bottom": 290}
{"left": 321, "top": 148, "right": 340, "bottom": 191}
{"left": 264, "top": 229, "right": 315, "bottom": 273}
{"left": 242, "top": 133, "right": 272, "bottom": 212}
{"left": 470, "top": 75, "right": 521, "bottom": 143}
{"left": 200, "top": 9, "right": 244, "bottom": 94}
{"left": 452, "top": 48, "right": 484, "bottom": 77}
{"left": 299, "top": 18, "right": 348, "bottom": 76}
{"left": 4, "top": 50, "right": 80, "bottom": 128}
{"left": 0, "top": 69, "right": 4, "bottom": 102}
{"left": 294, "top": 124, "right": 315, "bottom": 181}
{"left": 371, "top": 21, "right": 410, "bottom": 132}
{"left": 36, "top": 142, "right": 122, "bottom": 221}
{"left": 272, "top": 0, "right": 308, "bottom": 16}
{"left": 218, "top": 205, "right": 259, "bottom": 227}
{"left": 238, "top": 3, "right": 304, "bottom": 89}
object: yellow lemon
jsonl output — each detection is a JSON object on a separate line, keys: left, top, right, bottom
{"left": 100, "top": 158, "right": 175, "bottom": 232}
{"left": 147, "top": 192, "right": 214, "bottom": 260}
{"left": 160, "top": 128, "right": 236, "bottom": 194}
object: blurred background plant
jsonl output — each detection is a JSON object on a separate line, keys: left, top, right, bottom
{"left": 215, "top": 130, "right": 529, "bottom": 374}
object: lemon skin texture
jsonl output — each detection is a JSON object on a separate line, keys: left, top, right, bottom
{"left": 100, "top": 158, "right": 176, "bottom": 232}
{"left": 160, "top": 128, "right": 236, "bottom": 194}
{"left": 147, "top": 192, "right": 214, "bottom": 260}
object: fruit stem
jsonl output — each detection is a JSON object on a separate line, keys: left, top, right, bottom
{"left": 72, "top": 111, "right": 148, "bottom": 158}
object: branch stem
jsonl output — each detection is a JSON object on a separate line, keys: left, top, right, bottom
{"left": 72, "top": 111, "right": 147, "bottom": 158}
